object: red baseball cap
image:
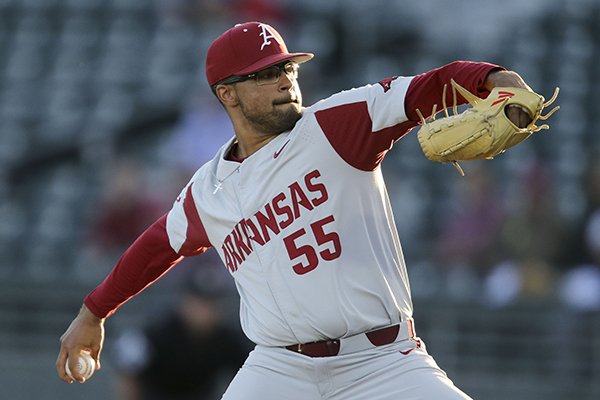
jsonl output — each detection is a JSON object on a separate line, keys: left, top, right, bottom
{"left": 206, "top": 22, "right": 314, "bottom": 86}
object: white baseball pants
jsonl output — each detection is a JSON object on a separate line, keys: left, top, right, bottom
{"left": 221, "top": 337, "right": 472, "bottom": 400}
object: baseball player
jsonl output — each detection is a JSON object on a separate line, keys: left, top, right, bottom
{"left": 57, "top": 21, "right": 545, "bottom": 399}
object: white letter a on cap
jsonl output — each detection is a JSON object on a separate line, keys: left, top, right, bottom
{"left": 258, "top": 23, "right": 282, "bottom": 50}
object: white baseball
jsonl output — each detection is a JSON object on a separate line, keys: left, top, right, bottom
{"left": 66, "top": 351, "right": 95, "bottom": 380}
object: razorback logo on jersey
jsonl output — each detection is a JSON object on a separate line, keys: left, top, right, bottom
{"left": 221, "top": 169, "right": 329, "bottom": 272}
{"left": 378, "top": 76, "right": 399, "bottom": 93}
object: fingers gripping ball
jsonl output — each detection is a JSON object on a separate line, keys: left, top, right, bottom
{"left": 66, "top": 351, "right": 96, "bottom": 381}
{"left": 416, "top": 79, "right": 560, "bottom": 175}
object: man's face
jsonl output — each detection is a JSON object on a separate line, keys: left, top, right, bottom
{"left": 230, "top": 62, "right": 303, "bottom": 135}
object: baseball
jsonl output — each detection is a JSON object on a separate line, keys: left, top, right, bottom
{"left": 65, "top": 351, "right": 95, "bottom": 380}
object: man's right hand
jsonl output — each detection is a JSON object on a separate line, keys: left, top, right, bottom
{"left": 56, "top": 304, "right": 105, "bottom": 383}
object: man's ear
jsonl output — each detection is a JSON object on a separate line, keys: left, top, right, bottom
{"left": 215, "top": 84, "right": 238, "bottom": 106}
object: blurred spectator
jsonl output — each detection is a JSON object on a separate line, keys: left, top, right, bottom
{"left": 434, "top": 167, "right": 505, "bottom": 274}
{"left": 77, "top": 156, "right": 170, "bottom": 282}
{"left": 566, "top": 158, "right": 600, "bottom": 266}
{"left": 585, "top": 159, "right": 600, "bottom": 211}
{"left": 89, "top": 157, "right": 166, "bottom": 256}
{"left": 585, "top": 209, "right": 600, "bottom": 261}
{"left": 482, "top": 162, "right": 563, "bottom": 307}
{"left": 112, "top": 265, "right": 252, "bottom": 400}
{"left": 426, "top": 167, "right": 505, "bottom": 301}
{"left": 499, "top": 162, "right": 566, "bottom": 266}
{"left": 483, "top": 258, "right": 557, "bottom": 308}
{"left": 558, "top": 187, "right": 600, "bottom": 312}
{"left": 559, "top": 263, "right": 600, "bottom": 312}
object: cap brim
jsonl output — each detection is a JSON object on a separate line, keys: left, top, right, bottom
{"left": 234, "top": 52, "right": 314, "bottom": 76}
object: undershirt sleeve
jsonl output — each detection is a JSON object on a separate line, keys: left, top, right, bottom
{"left": 84, "top": 213, "right": 210, "bottom": 318}
{"left": 405, "top": 60, "right": 504, "bottom": 121}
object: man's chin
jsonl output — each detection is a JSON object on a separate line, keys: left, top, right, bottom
{"left": 247, "top": 105, "right": 302, "bottom": 135}
{"left": 282, "top": 110, "right": 302, "bottom": 131}
{"left": 270, "top": 106, "right": 301, "bottom": 132}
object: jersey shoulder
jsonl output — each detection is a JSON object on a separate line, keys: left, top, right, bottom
{"left": 299, "top": 76, "right": 416, "bottom": 171}
{"left": 304, "top": 75, "right": 413, "bottom": 116}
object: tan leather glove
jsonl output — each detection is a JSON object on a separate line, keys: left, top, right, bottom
{"left": 417, "top": 79, "right": 559, "bottom": 175}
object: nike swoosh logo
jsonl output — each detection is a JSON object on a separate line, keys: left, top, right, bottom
{"left": 273, "top": 140, "right": 290, "bottom": 159}
{"left": 399, "top": 348, "right": 415, "bottom": 356}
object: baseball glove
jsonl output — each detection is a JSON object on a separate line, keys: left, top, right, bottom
{"left": 416, "top": 79, "right": 560, "bottom": 175}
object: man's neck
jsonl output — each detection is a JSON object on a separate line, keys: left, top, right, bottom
{"left": 225, "top": 142, "right": 245, "bottom": 162}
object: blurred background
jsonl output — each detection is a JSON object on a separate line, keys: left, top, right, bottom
{"left": 1, "top": 0, "right": 599, "bottom": 399}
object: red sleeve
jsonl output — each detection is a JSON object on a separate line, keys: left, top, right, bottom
{"left": 84, "top": 213, "right": 209, "bottom": 318}
{"left": 405, "top": 60, "right": 504, "bottom": 121}
{"left": 316, "top": 61, "right": 504, "bottom": 171}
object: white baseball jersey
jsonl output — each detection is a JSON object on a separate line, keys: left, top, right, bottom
{"left": 85, "top": 61, "right": 500, "bottom": 348}
{"left": 167, "top": 77, "right": 413, "bottom": 347}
